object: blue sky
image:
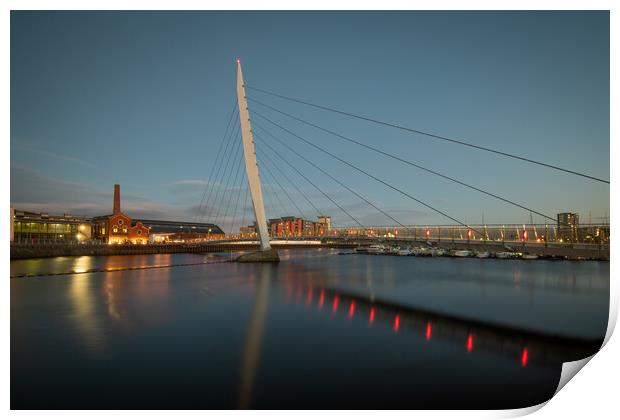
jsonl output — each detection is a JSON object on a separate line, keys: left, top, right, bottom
{"left": 11, "top": 11, "right": 609, "bottom": 230}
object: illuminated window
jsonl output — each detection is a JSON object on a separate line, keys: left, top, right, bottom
{"left": 113, "top": 227, "right": 118, "bottom": 233}
{"left": 123, "top": 228, "right": 127, "bottom": 233}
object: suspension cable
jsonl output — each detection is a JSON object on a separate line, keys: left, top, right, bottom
{"left": 199, "top": 110, "right": 240, "bottom": 222}
{"left": 212, "top": 133, "right": 244, "bottom": 227}
{"left": 257, "top": 152, "right": 309, "bottom": 220}
{"left": 263, "top": 170, "right": 290, "bottom": 220}
{"left": 240, "top": 184, "right": 250, "bottom": 233}
{"left": 196, "top": 103, "right": 238, "bottom": 222}
{"left": 255, "top": 142, "right": 324, "bottom": 217}
{"left": 249, "top": 97, "right": 556, "bottom": 222}
{"left": 252, "top": 110, "right": 481, "bottom": 236}
{"left": 253, "top": 135, "right": 365, "bottom": 228}
{"left": 245, "top": 85, "right": 609, "bottom": 184}
{"left": 229, "top": 166, "right": 246, "bottom": 237}
{"left": 220, "top": 145, "right": 245, "bottom": 234}
{"left": 254, "top": 124, "right": 406, "bottom": 228}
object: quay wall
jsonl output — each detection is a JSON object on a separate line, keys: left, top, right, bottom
{"left": 9, "top": 242, "right": 356, "bottom": 260}
{"left": 10, "top": 240, "right": 608, "bottom": 260}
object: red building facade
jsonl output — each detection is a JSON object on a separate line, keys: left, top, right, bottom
{"left": 268, "top": 217, "right": 327, "bottom": 237}
{"left": 92, "top": 184, "right": 150, "bottom": 244}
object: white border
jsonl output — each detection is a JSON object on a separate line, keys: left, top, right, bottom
{"left": 3, "top": 2, "right": 616, "bottom": 419}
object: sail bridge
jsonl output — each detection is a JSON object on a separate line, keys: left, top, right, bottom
{"left": 191, "top": 60, "right": 607, "bottom": 262}
{"left": 235, "top": 60, "right": 279, "bottom": 262}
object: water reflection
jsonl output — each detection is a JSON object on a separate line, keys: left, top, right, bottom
{"left": 69, "top": 275, "right": 106, "bottom": 357}
{"left": 100, "top": 260, "right": 172, "bottom": 329}
{"left": 291, "top": 282, "right": 601, "bottom": 368}
{"left": 239, "top": 265, "right": 271, "bottom": 409}
{"left": 66, "top": 257, "right": 174, "bottom": 356}
{"left": 72, "top": 256, "right": 94, "bottom": 274}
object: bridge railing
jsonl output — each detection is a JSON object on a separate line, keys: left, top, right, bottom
{"left": 330, "top": 224, "right": 610, "bottom": 244}
{"left": 262, "top": 223, "right": 610, "bottom": 247}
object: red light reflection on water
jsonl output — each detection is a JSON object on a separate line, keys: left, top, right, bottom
{"left": 467, "top": 334, "right": 474, "bottom": 352}
{"left": 393, "top": 314, "right": 401, "bottom": 332}
{"left": 285, "top": 283, "right": 292, "bottom": 303}
{"left": 425, "top": 322, "right": 432, "bottom": 341}
{"left": 306, "top": 287, "right": 313, "bottom": 305}
{"left": 332, "top": 295, "right": 339, "bottom": 312}
{"left": 369, "top": 307, "right": 375, "bottom": 324}
{"left": 348, "top": 300, "right": 356, "bottom": 318}
{"left": 318, "top": 290, "right": 325, "bottom": 309}
{"left": 521, "top": 348, "right": 529, "bottom": 367}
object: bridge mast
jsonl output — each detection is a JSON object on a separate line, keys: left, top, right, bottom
{"left": 236, "top": 60, "right": 278, "bottom": 260}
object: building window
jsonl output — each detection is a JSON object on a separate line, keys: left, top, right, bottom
{"left": 113, "top": 227, "right": 118, "bottom": 233}
{"left": 118, "top": 219, "right": 124, "bottom": 225}
{"left": 137, "top": 230, "right": 142, "bottom": 235}
{"left": 123, "top": 228, "right": 127, "bottom": 233}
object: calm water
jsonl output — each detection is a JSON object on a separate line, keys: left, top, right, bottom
{"left": 11, "top": 250, "right": 608, "bottom": 409}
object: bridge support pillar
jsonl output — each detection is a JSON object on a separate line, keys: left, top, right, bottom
{"left": 237, "top": 248, "right": 280, "bottom": 263}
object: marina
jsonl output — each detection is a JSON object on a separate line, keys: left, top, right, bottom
{"left": 349, "top": 244, "right": 596, "bottom": 260}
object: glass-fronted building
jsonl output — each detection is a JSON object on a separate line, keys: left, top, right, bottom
{"left": 10, "top": 205, "right": 224, "bottom": 245}
{"left": 11, "top": 208, "right": 92, "bottom": 243}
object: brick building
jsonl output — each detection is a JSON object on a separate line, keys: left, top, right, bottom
{"left": 92, "top": 184, "right": 150, "bottom": 244}
{"left": 268, "top": 216, "right": 327, "bottom": 237}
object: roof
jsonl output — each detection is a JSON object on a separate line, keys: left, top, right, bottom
{"left": 13, "top": 209, "right": 90, "bottom": 224}
{"left": 133, "top": 219, "right": 224, "bottom": 235}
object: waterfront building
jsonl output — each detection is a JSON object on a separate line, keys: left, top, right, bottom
{"left": 239, "top": 223, "right": 257, "bottom": 238}
{"left": 11, "top": 207, "right": 92, "bottom": 243}
{"left": 317, "top": 215, "right": 332, "bottom": 235}
{"left": 268, "top": 216, "right": 327, "bottom": 237}
{"left": 92, "top": 184, "right": 150, "bottom": 244}
{"left": 557, "top": 212, "right": 579, "bottom": 242}
{"left": 135, "top": 219, "right": 224, "bottom": 243}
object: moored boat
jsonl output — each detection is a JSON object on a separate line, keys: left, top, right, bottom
{"left": 496, "top": 251, "right": 516, "bottom": 259}
{"left": 475, "top": 251, "right": 490, "bottom": 258}
{"left": 432, "top": 248, "right": 446, "bottom": 257}
{"left": 452, "top": 250, "right": 472, "bottom": 257}
{"left": 367, "top": 244, "right": 387, "bottom": 255}
{"left": 521, "top": 253, "right": 539, "bottom": 260}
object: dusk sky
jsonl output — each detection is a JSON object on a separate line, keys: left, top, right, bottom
{"left": 11, "top": 11, "right": 609, "bottom": 229}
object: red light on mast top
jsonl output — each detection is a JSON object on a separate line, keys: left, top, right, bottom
{"left": 236, "top": 57, "right": 241, "bottom": 64}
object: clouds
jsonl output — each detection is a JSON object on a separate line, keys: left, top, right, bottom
{"left": 10, "top": 166, "right": 189, "bottom": 220}
{"left": 167, "top": 179, "right": 210, "bottom": 195}
{"left": 9, "top": 166, "right": 452, "bottom": 228}
{"left": 12, "top": 139, "right": 99, "bottom": 169}
{"left": 11, "top": 165, "right": 105, "bottom": 206}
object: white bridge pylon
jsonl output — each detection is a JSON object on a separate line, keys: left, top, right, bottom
{"left": 236, "top": 59, "right": 271, "bottom": 251}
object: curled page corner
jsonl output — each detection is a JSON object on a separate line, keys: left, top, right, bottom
{"left": 555, "top": 355, "right": 595, "bottom": 396}
{"left": 603, "top": 288, "right": 619, "bottom": 347}
{"left": 497, "top": 350, "right": 603, "bottom": 417}
{"left": 495, "top": 400, "right": 548, "bottom": 418}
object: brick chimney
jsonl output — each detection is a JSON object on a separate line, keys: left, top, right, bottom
{"left": 113, "top": 184, "right": 121, "bottom": 214}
